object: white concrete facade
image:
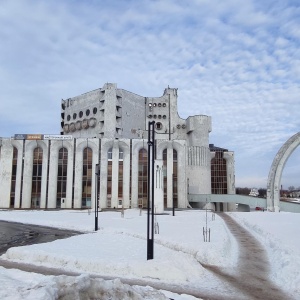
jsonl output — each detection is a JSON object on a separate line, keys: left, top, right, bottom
{"left": 0, "top": 83, "right": 235, "bottom": 210}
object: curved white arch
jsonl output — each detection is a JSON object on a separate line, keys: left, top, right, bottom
{"left": 267, "top": 132, "right": 300, "bottom": 212}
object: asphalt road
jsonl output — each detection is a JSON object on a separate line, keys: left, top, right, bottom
{"left": 0, "top": 220, "right": 82, "bottom": 255}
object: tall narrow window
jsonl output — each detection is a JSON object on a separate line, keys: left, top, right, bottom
{"left": 82, "top": 147, "right": 92, "bottom": 208}
{"left": 57, "top": 148, "right": 68, "bottom": 208}
{"left": 107, "top": 148, "right": 112, "bottom": 208}
{"left": 138, "top": 149, "right": 148, "bottom": 208}
{"left": 10, "top": 147, "right": 18, "bottom": 208}
{"left": 118, "top": 149, "right": 124, "bottom": 207}
{"left": 32, "top": 147, "right": 43, "bottom": 208}
{"left": 163, "top": 149, "right": 167, "bottom": 207}
{"left": 173, "top": 150, "right": 178, "bottom": 208}
{"left": 211, "top": 151, "right": 227, "bottom": 194}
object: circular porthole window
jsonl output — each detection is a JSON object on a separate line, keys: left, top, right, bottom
{"left": 158, "top": 103, "right": 162, "bottom": 107}
{"left": 177, "top": 124, "right": 181, "bottom": 129}
{"left": 153, "top": 114, "right": 157, "bottom": 119}
{"left": 148, "top": 115, "right": 152, "bottom": 119}
{"left": 163, "top": 103, "right": 167, "bottom": 107}
{"left": 64, "top": 124, "right": 69, "bottom": 133}
{"left": 70, "top": 123, "right": 76, "bottom": 132}
{"left": 158, "top": 115, "right": 162, "bottom": 119}
{"left": 163, "top": 115, "right": 167, "bottom": 119}
{"left": 75, "top": 121, "right": 82, "bottom": 130}
{"left": 82, "top": 119, "right": 89, "bottom": 129}
{"left": 89, "top": 118, "right": 96, "bottom": 128}
{"left": 153, "top": 103, "right": 157, "bottom": 107}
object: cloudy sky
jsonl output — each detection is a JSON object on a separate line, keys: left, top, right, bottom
{"left": 0, "top": 0, "right": 299, "bottom": 189}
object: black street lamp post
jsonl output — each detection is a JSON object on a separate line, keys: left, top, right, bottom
{"left": 147, "top": 121, "right": 155, "bottom": 260}
{"left": 95, "top": 163, "right": 100, "bottom": 231}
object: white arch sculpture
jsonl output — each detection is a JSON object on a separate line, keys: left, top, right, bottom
{"left": 267, "top": 132, "right": 300, "bottom": 212}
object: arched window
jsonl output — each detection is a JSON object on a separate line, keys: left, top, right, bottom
{"left": 57, "top": 148, "right": 68, "bottom": 208}
{"left": 138, "top": 149, "right": 148, "bottom": 208}
{"left": 107, "top": 148, "right": 112, "bottom": 208}
{"left": 173, "top": 149, "right": 178, "bottom": 208}
{"left": 32, "top": 147, "right": 43, "bottom": 208}
{"left": 118, "top": 149, "right": 124, "bottom": 206}
{"left": 82, "top": 147, "right": 92, "bottom": 208}
{"left": 163, "top": 149, "right": 167, "bottom": 207}
{"left": 10, "top": 147, "right": 18, "bottom": 208}
{"left": 211, "top": 151, "right": 227, "bottom": 194}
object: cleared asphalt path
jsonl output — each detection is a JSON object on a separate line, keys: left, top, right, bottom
{"left": 0, "top": 220, "right": 82, "bottom": 255}
{"left": 202, "top": 213, "right": 294, "bottom": 300}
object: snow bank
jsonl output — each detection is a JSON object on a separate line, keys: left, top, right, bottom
{"left": 0, "top": 267, "right": 179, "bottom": 300}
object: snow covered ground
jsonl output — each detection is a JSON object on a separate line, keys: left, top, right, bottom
{"left": 0, "top": 209, "right": 299, "bottom": 299}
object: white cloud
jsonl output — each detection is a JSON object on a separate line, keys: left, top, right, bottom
{"left": 0, "top": 0, "right": 299, "bottom": 187}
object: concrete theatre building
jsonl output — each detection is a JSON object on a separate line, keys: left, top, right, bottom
{"left": 0, "top": 83, "right": 235, "bottom": 211}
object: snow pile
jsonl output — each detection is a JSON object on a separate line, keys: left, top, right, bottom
{"left": 0, "top": 267, "right": 177, "bottom": 300}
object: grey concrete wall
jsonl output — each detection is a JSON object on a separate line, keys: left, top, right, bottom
{"left": 0, "top": 139, "right": 13, "bottom": 208}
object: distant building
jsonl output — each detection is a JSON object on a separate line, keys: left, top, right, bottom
{"left": 0, "top": 83, "right": 235, "bottom": 210}
{"left": 249, "top": 188, "right": 259, "bottom": 197}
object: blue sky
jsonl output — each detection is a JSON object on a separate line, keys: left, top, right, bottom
{"left": 0, "top": 0, "right": 299, "bottom": 189}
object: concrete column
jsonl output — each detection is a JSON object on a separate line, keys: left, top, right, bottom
{"left": 176, "top": 142, "right": 187, "bottom": 208}
{"left": 224, "top": 151, "right": 236, "bottom": 211}
{"left": 91, "top": 139, "right": 99, "bottom": 210}
{"left": 121, "top": 140, "right": 130, "bottom": 208}
{"left": 0, "top": 139, "right": 13, "bottom": 208}
{"left": 187, "top": 146, "right": 211, "bottom": 194}
{"left": 167, "top": 146, "right": 173, "bottom": 208}
{"left": 99, "top": 139, "right": 110, "bottom": 209}
{"left": 65, "top": 140, "right": 74, "bottom": 209}
{"left": 73, "top": 143, "right": 83, "bottom": 209}
{"left": 22, "top": 142, "right": 33, "bottom": 208}
{"left": 224, "top": 152, "right": 235, "bottom": 194}
{"left": 47, "top": 141, "right": 59, "bottom": 208}
{"left": 154, "top": 159, "right": 164, "bottom": 213}
{"left": 111, "top": 141, "right": 119, "bottom": 208}
{"left": 38, "top": 140, "right": 49, "bottom": 209}
{"left": 223, "top": 202, "right": 228, "bottom": 212}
